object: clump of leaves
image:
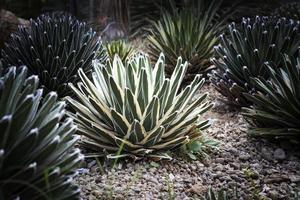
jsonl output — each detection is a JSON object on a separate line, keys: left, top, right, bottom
{"left": 242, "top": 54, "right": 300, "bottom": 139}
{"left": 105, "top": 40, "right": 136, "bottom": 63}
{"left": 0, "top": 65, "right": 83, "bottom": 199}
{"left": 148, "top": 0, "right": 232, "bottom": 82}
{"left": 210, "top": 16, "right": 300, "bottom": 107}
{"left": 182, "top": 131, "right": 219, "bottom": 160}
{"left": 1, "top": 13, "right": 107, "bottom": 97}
{"left": 65, "top": 53, "right": 212, "bottom": 159}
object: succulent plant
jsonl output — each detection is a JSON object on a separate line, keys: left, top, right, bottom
{"left": 129, "top": 0, "right": 177, "bottom": 37}
{"left": 147, "top": 0, "right": 231, "bottom": 83}
{"left": 105, "top": 40, "right": 136, "bottom": 63}
{"left": 201, "top": 187, "right": 228, "bottom": 200}
{"left": 65, "top": 53, "right": 212, "bottom": 158}
{"left": 242, "top": 54, "right": 300, "bottom": 139}
{"left": 272, "top": 2, "right": 300, "bottom": 21}
{"left": 210, "top": 16, "right": 300, "bottom": 107}
{"left": 0, "top": 65, "right": 83, "bottom": 199}
{"left": 1, "top": 13, "right": 107, "bottom": 97}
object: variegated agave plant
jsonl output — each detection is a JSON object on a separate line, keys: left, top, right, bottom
{"left": 65, "top": 53, "right": 212, "bottom": 158}
{"left": 0, "top": 66, "right": 83, "bottom": 199}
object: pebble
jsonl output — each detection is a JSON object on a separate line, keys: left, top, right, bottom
{"left": 289, "top": 175, "right": 300, "bottom": 183}
{"left": 239, "top": 153, "right": 251, "bottom": 161}
{"left": 73, "top": 85, "right": 300, "bottom": 200}
{"left": 274, "top": 148, "right": 286, "bottom": 161}
{"left": 261, "top": 147, "right": 273, "bottom": 161}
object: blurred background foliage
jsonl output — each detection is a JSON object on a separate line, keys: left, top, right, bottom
{"left": 0, "top": 0, "right": 296, "bottom": 49}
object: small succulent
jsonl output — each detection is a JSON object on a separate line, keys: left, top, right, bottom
{"left": 210, "top": 16, "right": 300, "bottom": 107}
{"left": 0, "top": 65, "right": 83, "bottom": 199}
{"left": 201, "top": 187, "right": 229, "bottom": 200}
{"left": 183, "top": 134, "right": 219, "bottom": 161}
{"left": 272, "top": 2, "right": 300, "bottom": 21}
{"left": 65, "top": 53, "right": 212, "bottom": 159}
{"left": 105, "top": 40, "right": 136, "bottom": 63}
{"left": 1, "top": 13, "right": 107, "bottom": 97}
{"left": 242, "top": 54, "right": 300, "bottom": 139}
{"left": 148, "top": 0, "right": 230, "bottom": 82}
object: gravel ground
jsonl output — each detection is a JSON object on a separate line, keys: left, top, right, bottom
{"left": 74, "top": 83, "right": 300, "bottom": 200}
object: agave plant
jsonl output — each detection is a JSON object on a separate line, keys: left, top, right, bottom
{"left": 210, "top": 16, "right": 300, "bottom": 107}
{"left": 105, "top": 40, "right": 136, "bottom": 63}
{"left": 65, "top": 53, "right": 212, "bottom": 158}
{"left": 201, "top": 187, "right": 228, "bottom": 200}
{"left": 1, "top": 13, "right": 107, "bottom": 97}
{"left": 242, "top": 54, "right": 300, "bottom": 139}
{"left": 272, "top": 2, "right": 300, "bottom": 21}
{"left": 0, "top": 65, "right": 83, "bottom": 199}
{"left": 147, "top": 0, "right": 232, "bottom": 82}
{"left": 129, "top": 0, "right": 178, "bottom": 38}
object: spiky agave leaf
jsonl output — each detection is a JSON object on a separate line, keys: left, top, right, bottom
{"left": 105, "top": 40, "right": 136, "bottom": 63}
{"left": 272, "top": 2, "right": 300, "bottom": 21}
{"left": 210, "top": 16, "right": 300, "bottom": 107}
{"left": 147, "top": 0, "right": 230, "bottom": 83}
{"left": 129, "top": 0, "right": 178, "bottom": 38}
{"left": 65, "top": 53, "right": 212, "bottom": 158}
{"left": 242, "top": 54, "right": 300, "bottom": 139}
{"left": 201, "top": 187, "right": 228, "bottom": 200}
{"left": 1, "top": 13, "right": 107, "bottom": 97}
{"left": 0, "top": 65, "right": 83, "bottom": 199}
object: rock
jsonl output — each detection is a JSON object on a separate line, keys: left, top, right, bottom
{"left": 239, "top": 153, "right": 251, "bottom": 161}
{"left": 91, "top": 190, "right": 101, "bottom": 198}
{"left": 190, "top": 165, "right": 197, "bottom": 171}
{"left": 215, "top": 158, "right": 226, "bottom": 164}
{"left": 267, "top": 190, "right": 280, "bottom": 200}
{"left": 289, "top": 175, "right": 300, "bottom": 183}
{"left": 0, "top": 9, "right": 29, "bottom": 48}
{"left": 264, "top": 175, "right": 289, "bottom": 183}
{"left": 230, "top": 174, "right": 243, "bottom": 182}
{"left": 261, "top": 147, "right": 273, "bottom": 161}
{"left": 186, "top": 183, "right": 207, "bottom": 196}
{"left": 77, "top": 168, "right": 90, "bottom": 174}
{"left": 230, "top": 162, "right": 240, "bottom": 169}
{"left": 87, "top": 160, "right": 96, "bottom": 168}
{"left": 274, "top": 148, "right": 286, "bottom": 161}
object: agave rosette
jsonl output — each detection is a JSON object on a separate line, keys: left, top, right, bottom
{"left": 210, "top": 16, "right": 300, "bottom": 107}
{"left": 0, "top": 66, "right": 83, "bottom": 199}
{"left": 65, "top": 53, "right": 212, "bottom": 158}
{"left": 147, "top": 0, "right": 230, "bottom": 82}
{"left": 242, "top": 54, "right": 300, "bottom": 139}
{"left": 1, "top": 13, "right": 107, "bottom": 97}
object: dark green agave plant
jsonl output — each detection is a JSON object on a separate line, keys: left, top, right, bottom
{"left": 272, "top": 2, "right": 300, "bottom": 21}
{"left": 1, "top": 13, "right": 107, "bottom": 97}
{"left": 148, "top": 0, "right": 231, "bottom": 82}
{"left": 210, "top": 16, "right": 300, "bottom": 107}
{"left": 0, "top": 65, "right": 83, "bottom": 199}
{"left": 242, "top": 54, "right": 300, "bottom": 139}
